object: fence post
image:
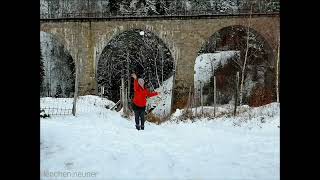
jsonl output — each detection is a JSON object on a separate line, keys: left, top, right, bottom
{"left": 200, "top": 82, "right": 204, "bottom": 116}
{"left": 214, "top": 75, "right": 216, "bottom": 117}
{"left": 72, "top": 32, "right": 81, "bottom": 116}
{"left": 234, "top": 72, "right": 240, "bottom": 116}
{"left": 194, "top": 87, "right": 197, "bottom": 117}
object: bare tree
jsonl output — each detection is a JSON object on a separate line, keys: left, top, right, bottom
{"left": 161, "top": 47, "right": 164, "bottom": 84}
{"left": 121, "top": 77, "right": 129, "bottom": 117}
{"left": 125, "top": 49, "right": 130, "bottom": 100}
{"left": 239, "top": 5, "right": 253, "bottom": 106}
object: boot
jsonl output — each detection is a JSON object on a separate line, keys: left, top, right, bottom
{"left": 135, "top": 125, "right": 140, "bottom": 130}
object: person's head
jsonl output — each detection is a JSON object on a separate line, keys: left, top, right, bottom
{"left": 138, "top": 78, "right": 145, "bottom": 89}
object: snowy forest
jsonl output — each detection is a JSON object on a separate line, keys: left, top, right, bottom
{"left": 197, "top": 25, "right": 276, "bottom": 107}
{"left": 97, "top": 29, "right": 174, "bottom": 103}
{"left": 40, "top": 32, "right": 75, "bottom": 98}
{"left": 40, "top": 0, "right": 280, "bottom": 18}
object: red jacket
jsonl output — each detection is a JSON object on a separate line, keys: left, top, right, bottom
{"left": 133, "top": 79, "right": 159, "bottom": 107}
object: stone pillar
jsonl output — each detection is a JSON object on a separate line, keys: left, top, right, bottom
{"left": 171, "top": 25, "right": 204, "bottom": 112}
{"left": 71, "top": 22, "right": 97, "bottom": 96}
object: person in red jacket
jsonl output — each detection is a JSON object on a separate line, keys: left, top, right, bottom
{"left": 131, "top": 73, "right": 160, "bottom": 130}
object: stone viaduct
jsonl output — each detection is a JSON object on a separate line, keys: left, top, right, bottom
{"left": 40, "top": 14, "right": 279, "bottom": 112}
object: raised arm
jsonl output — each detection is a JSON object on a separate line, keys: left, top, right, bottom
{"left": 132, "top": 73, "right": 139, "bottom": 92}
{"left": 147, "top": 90, "right": 159, "bottom": 98}
{"left": 133, "top": 79, "right": 139, "bottom": 92}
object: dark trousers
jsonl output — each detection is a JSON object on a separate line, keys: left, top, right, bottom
{"left": 132, "top": 103, "right": 146, "bottom": 129}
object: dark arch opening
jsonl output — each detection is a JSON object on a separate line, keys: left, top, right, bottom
{"left": 198, "top": 25, "right": 276, "bottom": 107}
{"left": 40, "top": 31, "right": 75, "bottom": 98}
{"left": 97, "top": 29, "right": 174, "bottom": 103}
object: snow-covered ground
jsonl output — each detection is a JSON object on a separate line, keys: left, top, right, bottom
{"left": 41, "top": 95, "right": 279, "bottom": 180}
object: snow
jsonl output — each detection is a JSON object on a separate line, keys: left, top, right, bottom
{"left": 147, "top": 75, "right": 173, "bottom": 118}
{"left": 40, "top": 95, "right": 115, "bottom": 115}
{"left": 40, "top": 0, "right": 48, "bottom": 15}
{"left": 220, "top": 0, "right": 239, "bottom": 13}
{"left": 41, "top": 95, "right": 279, "bottom": 180}
{"left": 194, "top": 51, "right": 239, "bottom": 89}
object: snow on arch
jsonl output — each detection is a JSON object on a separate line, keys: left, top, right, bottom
{"left": 40, "top": 30, "right": 75, "bottom": 61}
{"left": 194, "top": 51, "right": 240, "bottom": 90}
{"left": 40, "top": 31, "right": 76, "bottom": 98}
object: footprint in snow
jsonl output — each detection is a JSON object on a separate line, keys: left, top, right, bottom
{"left": 64, "top": 162, "right": 74, "bottom": 169}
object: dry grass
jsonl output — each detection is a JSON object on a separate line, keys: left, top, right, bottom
{"left": 146, "top": 112, "right": 172, "bottom": 125}
{"left": 146, "top": 113, "right": 161, "bottom": 124}
{"left": 172, "top": 96, "right": 188, "bottom": 110}
{"left": 146, "top": 102, "right": 276, "bottom": 124}
{"left": 249, "top": 86, "right": 274, "bottom": 107}
{"left": 173, "top": 104, "right": 254, "bottom": 122}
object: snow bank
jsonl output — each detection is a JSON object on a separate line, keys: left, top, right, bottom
{"left": 41, "top": 96, "right": 279, "bottom": 180}
{"left": 194, "top": 51, "right": 239, "bottom": 89}
{"left": 40, "top": 95, "right": 115, "bottom": 115}
{"left": 170, "top": 102, "right": 280, "bottom": 129}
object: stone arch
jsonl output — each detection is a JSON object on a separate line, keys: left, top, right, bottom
{"left": 200, "top": 25, "right": 275, "bottom": 61}
{"left": 94, "top": 26, "right": 178, "bottom": 77}
{"left": 95, "top": 28, "right": 175, "bottom": 103}
{"left": 39, "top": 28, "right": 76, "bottom": 62}
{"left": 197, "top": 24, "right": 276, "bottom": 106}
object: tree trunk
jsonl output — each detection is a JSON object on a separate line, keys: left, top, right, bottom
{"left": 239, "top": 5, "right": 252, "bottom": 106}
{"left": 170, "top": 49, "right": 178, "bottom": 115}
{"left": 121, "top": 77, "right": 128, "bottom": 116}
{"left": 161, "top": 48, "right": 164, "bottom": 85}
{"left": 187, "top": 86, "right": 192, "bottom": 113}
{"left": 276, "top": 38, "right": 280, "bottom": 103}
{"left": 234, "top": 72, "right": 240, "bottom": 116}
{"left": 200, "top": 82, "right": 203, "bottom": 115}
{"left": 194, "top": 87, "right": 197, "bottom": 117}
{"left": 100, "top": 86, "right": 104, "bottom": 98}
{"left": 155, "top": 50, "right": 161, "bottom": 88}
{"left": 214, "top": 75, "right": 216, "bottom": 117}
{"left": 119, "top": 85, "right": 122, "bottom": 110}
{"left": 127, "top": 51, "right": 130, "bottom": 100}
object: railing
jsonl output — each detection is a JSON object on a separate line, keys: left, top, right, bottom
{"left": 40, "top": 8, "right": 279, "bottom": 20}
{"left": 41, "top": 107, "right": 72, "bottom": 116}
{"left": 40, "top": 97, "right": 74, "bottom": 116}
